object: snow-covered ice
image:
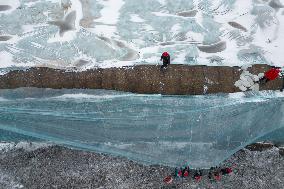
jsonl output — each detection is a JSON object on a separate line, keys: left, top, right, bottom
{"left": 0, "top": 0, "right": 284, "bottom": 70}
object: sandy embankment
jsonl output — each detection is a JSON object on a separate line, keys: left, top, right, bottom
{"left": 0, "top": 64, "right": 282, "bottom": 95}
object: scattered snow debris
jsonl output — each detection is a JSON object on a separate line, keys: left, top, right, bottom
{"left": 203, "top": 85, "right": 208, "bottom": 94}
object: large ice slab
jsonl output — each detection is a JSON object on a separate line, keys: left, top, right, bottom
{"left": 0, "top": 88, "right": 283, "bottom": 168}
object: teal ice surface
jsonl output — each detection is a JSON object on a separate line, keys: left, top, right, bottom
{"left": 0, "top": 88, "right": 283, "bottom": 168}
{"left": 0, "top": 129, "right": 41, "bottom": 142}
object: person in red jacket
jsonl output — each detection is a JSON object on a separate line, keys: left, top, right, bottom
{"left": 259, "top": 67, "right": 281, "bottom": 84}
{"left": 160, "top": 52, "right": 170, "bottom": 70}
{"left": 181, "top": 166, "right": 189, "bottom": 177}
{"left": 193, "top": 170, "right": 202, "bottom": 182}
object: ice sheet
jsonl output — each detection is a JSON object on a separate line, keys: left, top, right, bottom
{"left": 0, "top": 88, "right": 283, "bottom": 168}
{"left": 0, "top": 0, "right": 284, "bottom": 70}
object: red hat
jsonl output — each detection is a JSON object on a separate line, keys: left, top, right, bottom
{"left": 162, "top": 52, "right": 169, "bottom": 57}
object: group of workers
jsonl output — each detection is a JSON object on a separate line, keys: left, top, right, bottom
{"left": 163, "top": 166, "right": 233, "bottom": 184}
{"left": 160, "top": 53, "right": 282, "bottom": 185}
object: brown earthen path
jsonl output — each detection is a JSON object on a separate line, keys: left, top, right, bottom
{"left": 0, "top": 64, "right": 282, "bottom": 95}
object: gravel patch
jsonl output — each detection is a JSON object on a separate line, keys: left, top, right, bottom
{"left": 0, "top": 143, "right": 283, "bottom": 189}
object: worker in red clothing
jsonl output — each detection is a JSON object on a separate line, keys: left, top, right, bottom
{"left": 181, "top": 166, "right": 189, "bottom": 177}
{"left": 183, "top": 167, "right": 189, "bottom": 177}
{"left": 160, "top": 52, "right": 170, "bottom": 70}
{"left": 208, "top": 167, "right": 233, "bottom": 182}
{"left": 193, "top": 170, "right": 202, "bottom": 182}
{"left": 258, "top": 67, "right": 281, "bottom": 84}
{"left": 208, "top": 167, "right": 221, "bottom": 181}
{"left": 163, "top": 175, "right": 173, "bottom": 184}
{"left": 220, "top": 167, "right": 233, "bottom": 175}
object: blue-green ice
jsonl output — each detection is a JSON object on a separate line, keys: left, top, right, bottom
{"left": 0, "top": 88, "right": 283, "bottom": 168}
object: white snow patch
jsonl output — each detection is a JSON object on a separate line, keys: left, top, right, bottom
{"left": 130, "top": 14, "right": 145, "bottom": 23}
{"left": 152, "top": 12, "right": 191, "bottom": 19}
{"left": 24, "top": 1, "right": 40, "bottom": 8}
{"left": 0, "top": 51, "right": 15, "bottom": 68}
{"left": 22, "top": 24, "right": 37, "bottom": 33}
{"left": 51, "top": 93, "right": 137, "bottom": 101}
{"left": 171, "top": 24, "right": 182, "bottom": 35}
{"left": 228, "top": 92, "right": 246, "bottom": 99}
{"left": 71, "top": 0, "right": 83, "bottom": 30}
{"left": 88, "top": 25, "right": 117, "bottom": 38}
{"left": 92, "top": 0, "right": 125, "bottom": 38}
{"left": 0, "top": 142, "right": 51, "bottom": 153}
{"left": 94, "top": 0, "right": 125, "bottom": 25}
{"left": 186, "top": 31, "right": 204, "bottom": 42}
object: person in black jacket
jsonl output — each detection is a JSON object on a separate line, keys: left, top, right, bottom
{"left": 160, "top": 52, "right": 170, "bottom": 70}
